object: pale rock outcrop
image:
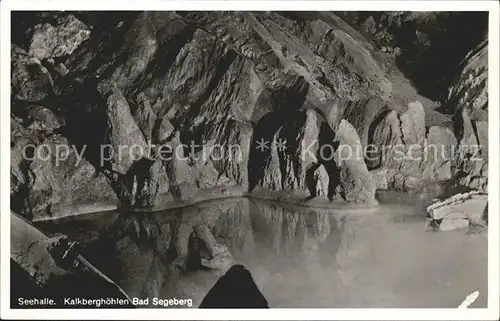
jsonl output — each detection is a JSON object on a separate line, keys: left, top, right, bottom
{"left": 333, "top": 120, "right": 377, "bottom": 205}
{"left": 453, "top": 109, "right": 488, "bottom": 192}
{"left": 160, "top": 131, "right": 196, "bottom": 197}
{"left": 420, "top": 126, "right": 457, "bottom": 181}
{"left": 366, "top": 110, "right": 403, "bottom": 170}
{"left": 370, "top": 167, "right": 388, "bottom": 190}
{"left": 448, "top": 42, "right": 488, "bottom": 192}
{"left": 194, "top": 158, "right": 230, "bottom": 190}
{"left": 366, "top": 102, "right": 427, "bottom": 191}
{"left": 28, "top": 14, "right": 91, "bottom": 60}
{"left": 400, "top": 101, "right": 426, "bottom": 146}
{"left": 25, "top": 135, "right": 118, "bottom": 220}
{"left": 26, "top": 105, "right": 61, "bottom": 132}
{"left": 313, "top": 165, "right": 330, "bottom": 198}
{"left": 427, "top": 191, "right": 488, "bottom": 230}
{"left": 119, "top": 158, "right": 166, "bottom": 208}
{"left": 314, "top": 28, "right": 392, "bottom": 100}
{"left": 302, "top": 109, "right": 321, "bottom": 170}
{"left": 338, "top": 97, "right": 388, "bottom": 149}
{"left": 258, "top": 133, "right": 284, "bottom": 192}
{"left": 438, "top": 212, "right": 470, "bottom": 232}
{"left": 367, "top": 101, "right": 460, "bottom": 192}
{"left": 12, "top": 51, "right": 53, "bottom": 102}
{"left": 106, "top": 13, "right": 160, "bottom": 91}
{"left": 97, "top": 81, "right": 148, "bottom": 175}
{"left": 132, "top": 92, "right": 157, "bottom": 142}
{"left": 154, "top": 117, "right": 175, "bottom": 144}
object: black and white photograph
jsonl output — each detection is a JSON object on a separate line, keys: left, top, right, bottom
{"left": 1, "top": 1, "right": 499, "bottom": 319}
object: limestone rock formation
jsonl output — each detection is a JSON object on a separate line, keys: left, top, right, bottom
{"left": 420, "top": 126, "right": 457, "bottom": 182}
{"left": 25, "top": 135, "right": 118, "bottom": 220}
{"left": 448, "top": 42, "right": 488, "bottom": 192}
{"left": 426, "top": 191, "right": 488, "bottom": 231}
{"left": 12, "top": 50, "right": 54, "bottom": 102}
{"left": 370, "top": 167, "right": 388, "bottom": 190}
{"left": 28, "top": 14, "right": 91, "bottom": 60}
{"left": 438, "top": 212, "right": 470, "bottom": 232}
{"left": 9, "top": 11, "right": 488, "bottom": 218}
{"left": 26, "top": 105, "right": 62, "bottom": 132}
{"left": 366, "top": 101, "right": 428, "bottom": 191}
{"left": 333, "top": 120, "right": 377, "bottom": 205}
{"left": 97, "top": 80, "right": 149, "bottom": 175}
{"left": 445, "top": 41, "right": 488, "bottom": 114}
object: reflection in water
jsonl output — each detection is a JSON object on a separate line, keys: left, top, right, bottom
{"left": 37, "top": 193, "right": 488, "bottom": 308}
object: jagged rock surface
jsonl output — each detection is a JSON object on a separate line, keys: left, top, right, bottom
{"left": 333, "top": 120, "right": 377, "bottom": 205}
{"left": 12, "top": 49, "right": 54, "bottom": 102}
{"left": 427, "top": 191, "right": 488, "bottom": 231}
{"left": 28, "top": 14, "right": 91, "bottom": 60}
{"left": 24, "top": 135, "right": 117, "bottom": 220}
{"left": 448, "top": 42, "right": 488, "bottom": 192}
{"left": 10, "top": 11, "right": 488, "bottom": 219}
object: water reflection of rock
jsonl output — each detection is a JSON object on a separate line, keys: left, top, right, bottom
{"left": 83, "top": 212, "right": 178, "bottom": 301}
{"left": 38, "top": 198, "right": 362, "bottom": 306}
{"left": 211, "top": 199, "right": 254, "bottom": 254}
{"left": 244, "top": 201, "right": 341, "bottom": 259}
{"left": 35, "top": 196, "right": 487, "bottom": 308}
{"left": 76, "top": 200, "right": 247, "bottom": 303}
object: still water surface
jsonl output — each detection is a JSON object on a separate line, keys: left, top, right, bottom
{"left": 37, "top": 192, "right": 487, "bottom": 308}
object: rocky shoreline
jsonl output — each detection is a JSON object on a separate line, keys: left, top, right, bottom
{"left": 32, "top": 188, "right": 381, "bottom": 223}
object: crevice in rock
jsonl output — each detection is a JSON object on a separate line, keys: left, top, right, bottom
{"left": 317, "top": 122, "right": 341, "bottom": 201}
{"left": 55, "top": 80, "right": 109, "bottom": 172}
{"left": 366, "top": 108, "right": 391, "bottom": 170}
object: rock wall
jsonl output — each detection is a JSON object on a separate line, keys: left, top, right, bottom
{"left": 10, "top": 11, "right": 488, "bottom": 220}
{"left": 337, "top": 12, "right": 488, "bottom": 101}
{"left": 448, "top": 42, "right": 488, "bottom": 192}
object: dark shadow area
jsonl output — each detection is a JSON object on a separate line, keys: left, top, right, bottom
{"left": 305, "top": 162, "right": 321, "bottom": 198}
{"left": 393, "top": 12, "right": 488, "bottom": 100}
{"left": 317, "top": 121, "right": 341, "bottom": 201}
{"left": 247, "top": 76, "right": 309, "bottom": 191}
{"left": 248, "top": 109, "right": 306, "bottom": 191}
{"left": 56, "top": 78, "right": 109, "bottom": 172}
{"left": 199, "top": 264, "right": 269, "bottom": 308}
{"left": 335, "top": 11, "right": 488, "bottom": 101}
